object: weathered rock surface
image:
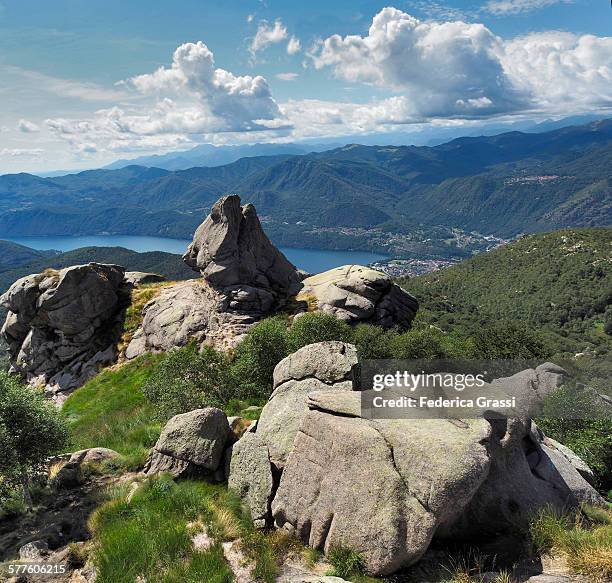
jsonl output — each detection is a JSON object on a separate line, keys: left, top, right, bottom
{"left": 184, "top": 194, "right": 302, "bottom": 304}
{"left": 0, "top": 263, "right": 126, "bottom": 401}
{"left": 297, "top": 265, "right": 418, "bottom": 329}
{"left": 491, "top": 362, "right": 567, "bottom": 416}
{"left": 144, "top": 408, "right": 231, "bottom": 477}
{"left": 123, "top": 271, "right": 167, "bottom": 287}
{"left": 229, "top": 342, "right": 604, "bottom": 576}
{"left": 227, "top": 433, "right": 274, "bottom": 528}
{"left": 258, "top": 341, "right": 358, "bottom": 467}
{"left": 272, "top": 412, "right": 492, "bottom": 575}
{"left": 125, "top": 279, "right": 260, "bottom": 356}
{"left": 437, "top": 418, "right": 605, "bottom": 542}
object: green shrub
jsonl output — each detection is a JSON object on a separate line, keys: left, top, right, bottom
{"left": 232, "top": 316, "right": 290, "bottom": 399}
{"left": 390, "top": 327, "right": 447, "bottom": 359}
{"left": 288, "top": 312, "right": 354, "bottom": 352}
{"left": 142, "top": 344, "right": 234, "bottom": 421}
{"left": 353, "top": 324, "right": 397, "bottom": 360}
{"left": 0, "top": 372, "right": 68, "bottom": 507}
{"left": 472, "top": 321, "right": 549, "bottom": 359}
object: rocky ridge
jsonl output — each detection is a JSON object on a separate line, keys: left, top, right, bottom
{"left": 125, "top": 195, "right": 418, "bottom": 356}
{"left": 0, "top": 195, "right": 417, "bottom": 396}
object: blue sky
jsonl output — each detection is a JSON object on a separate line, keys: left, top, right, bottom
{"left": 0, "top": 0, "right": 610, "bottom": 173}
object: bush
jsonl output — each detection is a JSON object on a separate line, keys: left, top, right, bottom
{"left": 142, "top": 344, "right": 234, "bottom": 421}
{"left": 0, "top": 372, "right": 68, "bottom": 507}
{"left": 287, "top": 312, "right": 354, "bottom": 352}
{"left": 472, "top": 321, "right": 549, "bottom": 359}
{"left": 353, "top": 324, "right": 397, "bottom": 360}
{"left": 390, "top": 327, "right": 447, "bottom": 360}
{"left": 232, "top": 316, "right": 290, "bottom": 399}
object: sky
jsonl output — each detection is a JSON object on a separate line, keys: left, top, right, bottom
{"left": 0, "top": 0, "right": 610, "bottom": 173}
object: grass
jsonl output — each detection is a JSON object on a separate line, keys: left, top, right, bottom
{"left": 88, "top": 474, "right": 305, "bottom": 583}
{"left": 89, "top": 475, "right": 234, "bottom": 583}
{"left": 62, "top": 354, "right": 165, "bottom": 470}
{"left": 327, "top": 545, "right": 366, "bottom": 579}
{"left": 529, "top": 505, "right": 612, "bottom": 582}
{"left": 119, "top": 282, "right": 173, "bottom": 351}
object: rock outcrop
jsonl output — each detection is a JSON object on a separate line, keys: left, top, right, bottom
{"left": 258, "top": 341, "right": 358, "bottom": 467}
{"left": 184, "top": 194, "right": 303, "bottom": 305}
{"left": 126, "top": 196, "right": 418, "bottom": 356}
{"left": 298, "top": 265, "right": 418, "bottom": 329}
{"left": 0, "top": 263, "right": 126, "bottom": 402}
{"left": 228, "top": 342, "right": 604, "bottom": 577}
{"left": 123, "top": 271, "right": 167, "bottom": 287}
{"left": 144, "top": 408, "right": 232, "bottom": 478}
{"left": 227, "top": 341, "right": 357, "bottom": 528}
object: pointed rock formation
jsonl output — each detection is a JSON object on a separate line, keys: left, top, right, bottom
{"left": 126, "top": 195, "right": 418, "bottom": 357}
{"left": 184, "top": 194, "right": 302, "bottom": 308}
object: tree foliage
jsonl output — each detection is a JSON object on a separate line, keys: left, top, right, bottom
{"left": 142, "top": 345, "right": 234, "bottom": 421}
{"left": 0, "top": 372, "right": 68, "bottom": 504}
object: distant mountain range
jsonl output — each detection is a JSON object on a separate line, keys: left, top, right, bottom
{"left": 0, "top": 119, "right": 610, "bottom": 256}
{"left": 97, "top": 113, "right": 605, "bottom": 172}
{"left": 103, "top": 142, "right": 339, "bottom": 172}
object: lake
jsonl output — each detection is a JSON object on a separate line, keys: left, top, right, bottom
{"left": 2, "top": 235, "right": 388, "bottom": 274}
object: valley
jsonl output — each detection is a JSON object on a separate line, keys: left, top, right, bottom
{"left": 0, "top": 120, "right": 609, "bottom": 260}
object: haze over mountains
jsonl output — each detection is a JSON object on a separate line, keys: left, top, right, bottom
{"left": 98, "top": 114, "right": 605, "bottom": 173}
{"left": 0, "top": 119, "right": 610, "bottom": 257}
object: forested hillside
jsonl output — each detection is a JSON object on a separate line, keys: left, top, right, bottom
{"left": 0, "top": 120, "right": 609, "bottom": 255}
{"left": 0, "top": 246, "right": 193, "bottom": 295}
{"left": 402, "top": 228, "right": 612, "bottom": 355}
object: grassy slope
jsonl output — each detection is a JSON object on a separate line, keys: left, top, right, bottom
{"left": 401, "top": 228, "right": 612, "bottom": 355}
{"left": 62, "top": 354, "right": 165, "bottom": 469}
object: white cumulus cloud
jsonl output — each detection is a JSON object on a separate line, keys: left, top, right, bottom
{"left": 127, "top": 41, "right": 284, "bottom": 131}
{"left": 18, "top": 119, "right": 40, "bottom": 133}
{"left": 310, "top": 7, "right": 612, "bottom": 119}
{"left": 249, "top": 19, "right": 288, "bottom": 59}
{"left": 310, "top": 7, "right": 525, "bottom": 119}
{"left": 502, "top": 32, "right": 612, "bottom": 111}
{"left": 287, "top": 36, "right": 301, "bottom": 55}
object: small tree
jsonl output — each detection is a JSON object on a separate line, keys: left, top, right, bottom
{"left": 0, "top": 372, "right": 68, "bottom": 507}
{"left": 231, "top": 316, "right": 290, "bottom": 399}
{"left": 142, "top": 344, "right": 234, "bottom": 420}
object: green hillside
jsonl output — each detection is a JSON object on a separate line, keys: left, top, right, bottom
{"left": 0, "top": 120, "right": 610, "bottom": 255}
{"left": 0, "top": 240, "right": 55, "bottom": 270}
{"left": 0, "top": 246, "right": 194, "bottom": 295}
{"left": 401, "top": 228, "right": 612, "bottom": 356}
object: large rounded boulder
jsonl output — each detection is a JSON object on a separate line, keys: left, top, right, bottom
{"left": 144, "top": 408, "right": 232, "bottom": 478}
